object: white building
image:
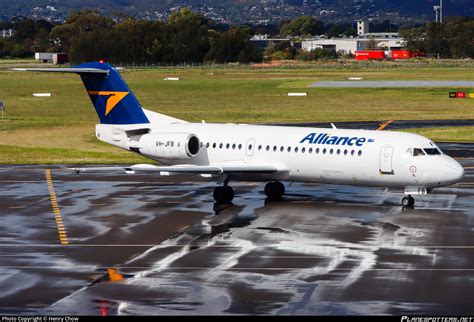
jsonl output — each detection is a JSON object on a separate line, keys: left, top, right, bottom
{"left": 301, "top": 37, "right": 403, "bottom": 54}
{"left": 365, "top": 32, "right": 400, "bottom": 39}
{"left": 301, "top": 20, "right": 403, "bottom": 54}
{"left": 356, "top": 20, "right": 369, "bottom": 36}
{"left": 250, "top": 34, "right": 294, "bottom": 49}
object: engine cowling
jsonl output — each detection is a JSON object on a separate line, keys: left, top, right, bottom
{"left": 137, "top": 132, "right": 200, "bottom": 160}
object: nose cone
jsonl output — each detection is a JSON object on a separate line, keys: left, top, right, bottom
{"left": 444, "top": 158, "right": 464, "bottom": 185}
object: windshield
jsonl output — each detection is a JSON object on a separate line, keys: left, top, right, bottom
{"left": 424, "top": 148, "right": 442, "bottom": 155}
{"left": 413, "top": 148, "right": 425, "bottom": 156}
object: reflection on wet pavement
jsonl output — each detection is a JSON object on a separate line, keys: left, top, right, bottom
{"left": 0, "top": 151, "right": 474, "bottom": 315}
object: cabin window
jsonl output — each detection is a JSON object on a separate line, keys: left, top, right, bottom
{"left": 213, "top": 143, "right": 216, "bottom": 148}
{"left": 329, "top": 149, "right": 334, "bottom": 155}
{"left": 206, "top": 142, "right": 210, "bottom": 148}
{"left": 336, "top": 149, "right": 341, "bottom": 155}
{"left": 232, "top": 143, "right": 236, "bottom": 149}
{"left": 219, "top": 143, "right": 223, "bottom": 149}
{"left": 295, "top": 147, "right": 299, "bottom": 153}
{"left": 413, "top": 148, "right": 425, "bottom": 157}
{"left": 280, "top": 146, "right": 284, "bottom": 152}
{"left": 238, "top": 144, "right": 242, "bottom": 150}
{"left": 226, "top": 143, "right": 230, "bottom": 149}
{"left": 316, "top": 148, "right": 320, "bottom": 154}
{"left": 266, "top": 145, "right": 270, "bottom": 151}
{"left": 287, "top": 146, "right": 291, "bottom": 152}
{"left": 248, "top": 144, "right": 253, "bottom": 150}
{"left": 351, "top": 150, "right": 355, "bottom": 156}
{"left": 309, "top": 148, "right": 313, "bottom": 153}
{"left": 258, "top": 145, "right": 262, "bottom": 151}
{"left": 358, "top": 150, "right": 362, "bottom": 156}
{"left": 344, "top": 149, "right": 348, "bottom": 155}
{"left": 273, "top": 146, "right": 277, "bottom": 152}
{"left": 323, "top": 148, "right": 327, "bottom": 154}
{"left": 424, "top": 148, "right": 441, "bottom": 155}
{"left": 302, "top": 147, "right": 306, "bottom": 153}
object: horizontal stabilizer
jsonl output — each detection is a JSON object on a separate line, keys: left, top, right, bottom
{"left": 13, "top": 67, "right": 109, "bottom": 74}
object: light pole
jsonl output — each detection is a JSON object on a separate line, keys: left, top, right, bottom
{"left": 434, "top": 5, "right": 440, "bottom": 22}
{"left": 440, "top": 0, "right": 443, "bottom": 23}
{"left": 434, "top": 0, "right": 443, "bottom": 23}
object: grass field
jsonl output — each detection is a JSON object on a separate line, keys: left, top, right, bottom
{"left": 0, "top": 60, "right": 473, "bottom": 164}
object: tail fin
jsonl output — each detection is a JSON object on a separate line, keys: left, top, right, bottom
{"left": 14, "top": 62, "right": 149, "bottom": 125}
{"left": 77, "top": 62, "right": 149, "bottom": 124}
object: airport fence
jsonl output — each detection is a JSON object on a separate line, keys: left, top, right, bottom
{"left": 116, "top": 59, "right": 474, "bottom": 71}
{"left": 1, "top": 58, "right": 474, "bottom": 71}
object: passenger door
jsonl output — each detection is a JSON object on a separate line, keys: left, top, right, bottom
{"left": 379, "top": 146, "right": 394, "bottom": 174}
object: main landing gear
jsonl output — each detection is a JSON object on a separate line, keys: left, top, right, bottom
{"left": 213, "top": 186, "right": 235, "bottom": 203}
{"left": 401, "top": 195, "right": 415, "bottom": 207}
{"left": 264, "top": 181, "right": 285, "bottom": 200}
{"left": 212, "top": 180, "right": 286, "bottom": 203}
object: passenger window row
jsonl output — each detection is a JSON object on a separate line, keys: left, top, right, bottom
{"left": 204, "top": 142, "right": 363, "bottom": 156}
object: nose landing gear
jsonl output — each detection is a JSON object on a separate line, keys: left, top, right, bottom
{"left": 402, "top": 195, "right": 415, "bottom": 207}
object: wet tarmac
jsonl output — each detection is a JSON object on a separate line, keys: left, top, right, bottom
{"left": 310, "top": 80, "right": 474, "bottom": 88}
{"left": 1, "top": 142, "right": 474, "bottom": 315}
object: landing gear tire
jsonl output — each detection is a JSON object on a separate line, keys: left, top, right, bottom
{"left": 402, "top": 195, "right": 415, "bottom": 207}
{"left": 213, "top": 186, "right": 234, "bottom": 203}
{"left": 264, "top": 181, "right": 285, "bottom": 200}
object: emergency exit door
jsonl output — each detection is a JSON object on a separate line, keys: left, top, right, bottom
{"left": 246, "top": 139, "right": 255, "bottom": 156}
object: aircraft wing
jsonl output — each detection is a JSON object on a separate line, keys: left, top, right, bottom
{"left": 72, "top": 164, "right": 278, "bottom": 175}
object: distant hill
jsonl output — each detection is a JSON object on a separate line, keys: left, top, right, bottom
{"left": 1, "top": 0, "right": 473, "bottom": 24}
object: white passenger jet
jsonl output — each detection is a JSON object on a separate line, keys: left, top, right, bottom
{"left": 16, "top": 62, "right": 465, "bottom": 207}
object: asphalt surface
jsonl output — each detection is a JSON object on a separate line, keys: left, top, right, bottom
{"left": 1, "top": 140, "right": 474, "bottom": 315}
{"left": 310, "top": 80, "right": 474, "bottom": 88}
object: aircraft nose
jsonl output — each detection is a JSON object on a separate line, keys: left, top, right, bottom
{"left": 445, "top": 158, "right": 464, "bottom": 184}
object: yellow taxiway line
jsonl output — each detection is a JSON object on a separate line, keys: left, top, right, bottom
{"left": 45, "top": 169, "right": 69, "bottom": 245}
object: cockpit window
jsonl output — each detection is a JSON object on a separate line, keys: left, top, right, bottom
{"left": 413, "top": 148, "right": 425, "bottom": 157}
{"left": 423, "top": 148, "right": 441, "bottom": 155}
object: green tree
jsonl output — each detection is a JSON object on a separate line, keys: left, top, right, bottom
{"left": 50, "top": 9, "right": 114, "bottom": 52}
{"left": 399, "top": 26, "right": 426, "bottom": 53}
{"left": 424, "top": 22, "right": 450, "bottom": 58}
{"left": 445, "top": 17, "right": 474, "bottom": 58}
{"left": 280, "top": 16, "right": 323, "bottom": 37}
{"left": 205, "top": 27, "right": 260, "bottom": 63}
{"left": 327, "top": 24, "right": 344, "bottom": 38}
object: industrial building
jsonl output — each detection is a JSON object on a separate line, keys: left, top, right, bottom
{"left": 34, "top": 52, "right": 69, "bottom": 64}
{"left": 301, "top": 37, "right": 403, "bottom": 54}
{"left": 300, "top": 20, "right": 404, "bottom": 55}
{"left": 250, "top": 34, "right": 294, "bottom": 49}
